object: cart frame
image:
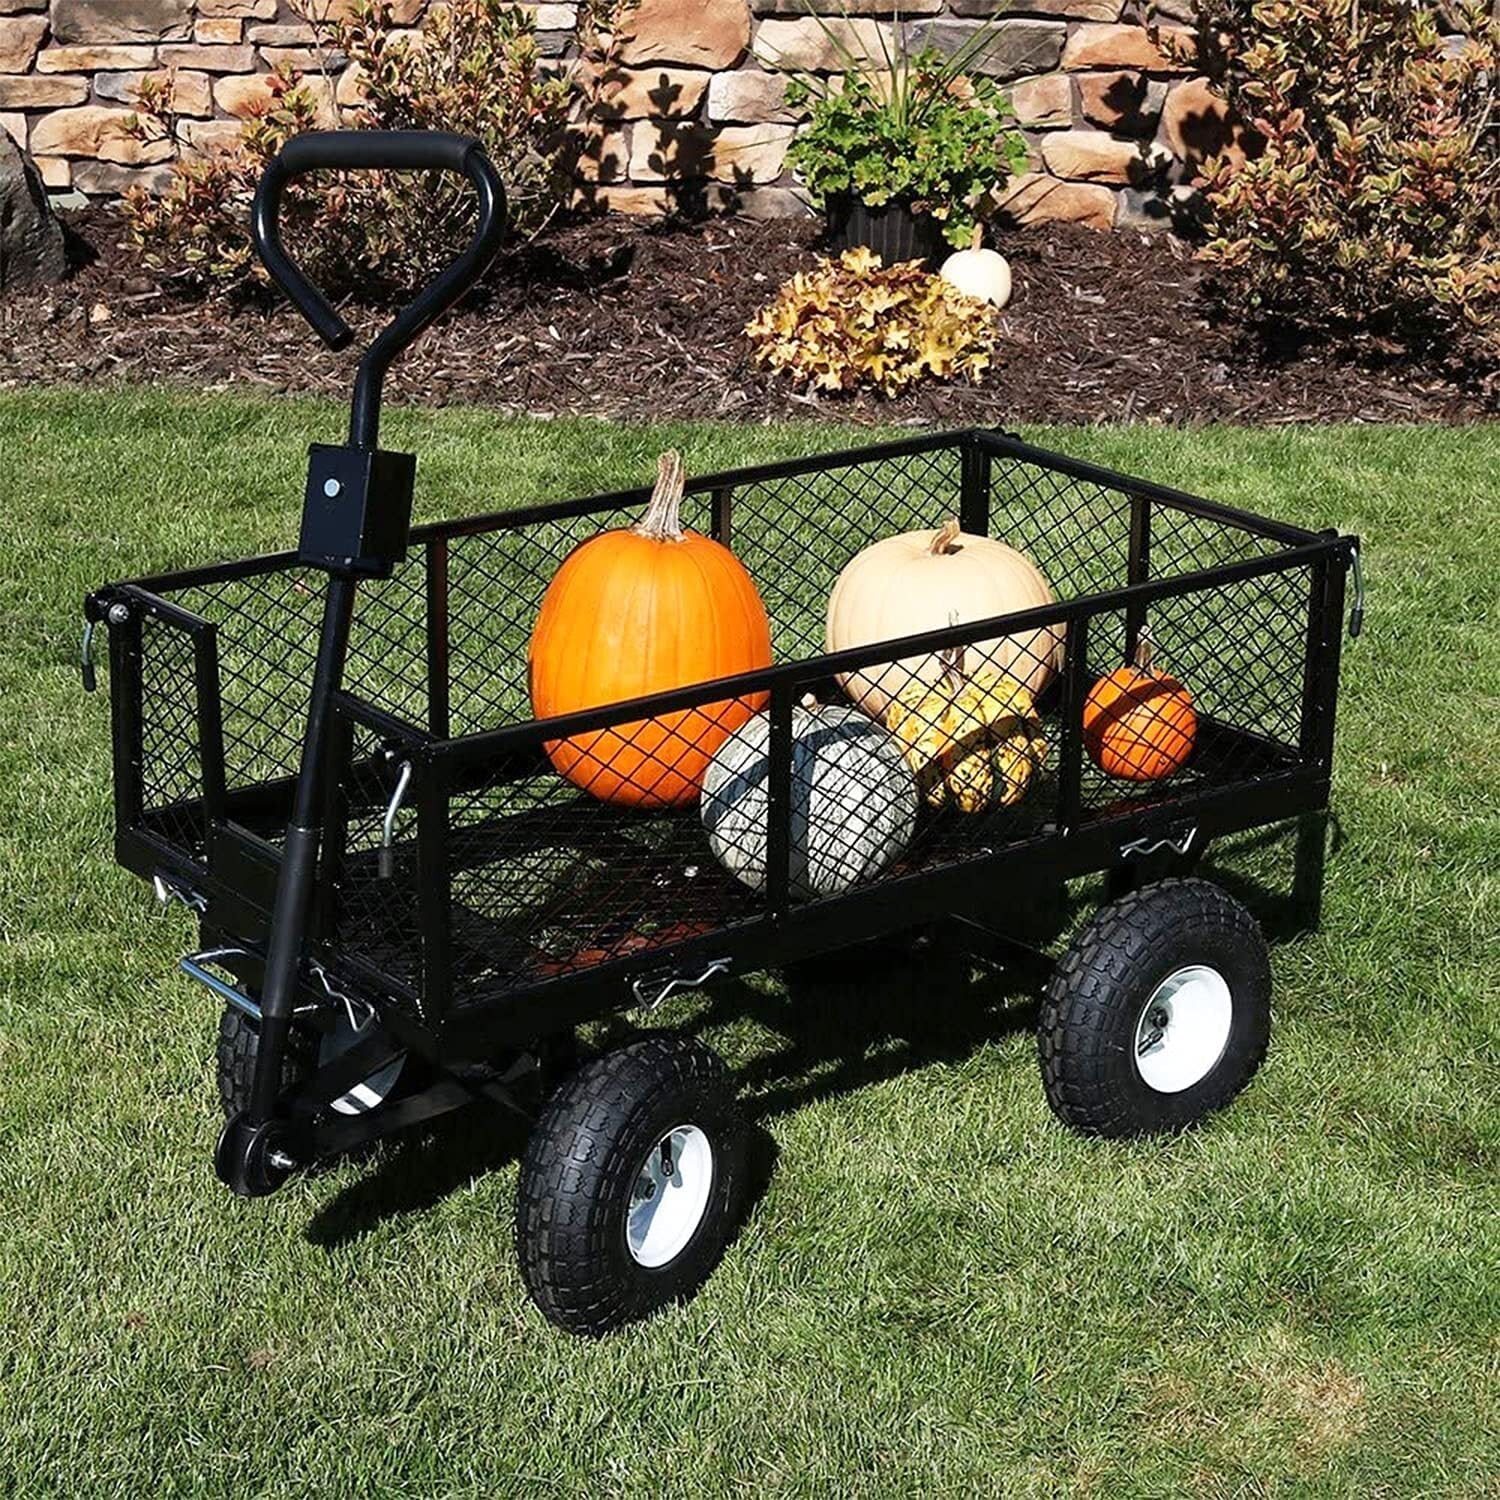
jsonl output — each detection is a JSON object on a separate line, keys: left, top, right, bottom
{"left": 82, "top": 133, "right": 1360, "bottom": 1206}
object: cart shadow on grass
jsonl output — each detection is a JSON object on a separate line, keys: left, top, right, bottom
{"left": 304, "top": 811, "right": 1337, "bottom": 1252}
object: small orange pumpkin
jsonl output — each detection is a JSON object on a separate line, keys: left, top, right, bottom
{"left": 1083, "top": 635, "right": 1197, "bottom": 782}
{"left": 528, "top": 451, "right": 773, "bottom": 809}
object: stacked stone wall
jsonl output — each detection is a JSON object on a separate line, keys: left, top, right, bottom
{"left": 0, "top": 0, "right": 1236, "bottom": 230}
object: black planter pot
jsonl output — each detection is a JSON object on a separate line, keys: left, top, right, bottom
{"left": 824, "top": 194, "right": 947, "bottom": 268}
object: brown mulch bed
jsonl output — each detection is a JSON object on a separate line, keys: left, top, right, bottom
{"left": 0, "top": 207, "right": 1489, "bottom": 423}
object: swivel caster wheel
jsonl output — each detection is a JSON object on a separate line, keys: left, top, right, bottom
{"left": 214, "top": 1110, "right": 301, "bottom": 1198}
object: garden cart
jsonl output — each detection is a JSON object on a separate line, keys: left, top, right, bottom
{"left": 83, "top": 132, "right": 1362, "bottom": 1336}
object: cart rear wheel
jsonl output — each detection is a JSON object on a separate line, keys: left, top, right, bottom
{"left": 215, "top": 1006, "right": 406, "bottom": 1120}
{"left": 1038, "top": 878, "right": 1271, "bottom": 1138}
{"left": 515, "top": 1035, "right": 746, "bottom": 1337}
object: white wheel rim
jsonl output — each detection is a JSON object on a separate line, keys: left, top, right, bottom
{"left": 1133, "top": 965, "right": 1234, "bottom": 1094}
{"left": 625, "top": 1124, "right": 714, "bottom": 1269}
{"left": 318, "top": 1012, "right": 405, "bottom": 1117}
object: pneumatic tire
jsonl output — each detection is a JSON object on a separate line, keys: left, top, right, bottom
{"left": 1038, "top": 878, "right": 1271, "bottom": 1138}
{"left": 215, "top": 1005, "right": 408, "bottom": 1121}
{"left": 215, "top": 1006, "right": 318, "bottom": 1118}
{"left": 515, "top": 1035, "right": 746, "bottom": 1337}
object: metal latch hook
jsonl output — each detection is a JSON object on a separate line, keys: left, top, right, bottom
{"left": 1120, "top": 827, "right": 1198, "bottom": 861}
{"left": 631, "top": 958, "right": 732, "bottom": 1012}
{"left": 1348, "top": 542, "right": 1365, "bottom": 639}
{"left": 379, "top": 761, "right": 413, "bottom": 879}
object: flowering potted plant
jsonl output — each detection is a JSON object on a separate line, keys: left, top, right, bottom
{"left": 784, "top": 22, "right": 1028, "bottom": 264}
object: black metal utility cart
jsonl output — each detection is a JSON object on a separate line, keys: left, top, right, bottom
{"left": 85, "top": 133, "right": 1361, "bottom": 1336}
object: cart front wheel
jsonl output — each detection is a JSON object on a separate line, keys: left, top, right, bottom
{"left": 1038, "top": 878, "right": 1271, "bottom": 1138}
{"left": 216, "top": 1005, "right": 406, "bottom": 1119}
{"left": 515, "top": 1035, "right": 746, "bottom": 1337}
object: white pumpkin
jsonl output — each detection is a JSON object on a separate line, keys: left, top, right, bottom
{"left": 940, "top": 240, "right": 1012, "bottom": 309}
{"left": 826, "top": 517, "right": 1064, "bottom": 719}
{"left": 700, "top": 703, "right": 917, "bottom": 901}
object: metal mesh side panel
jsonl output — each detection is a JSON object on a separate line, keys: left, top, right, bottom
{"left": 137, "top": 612, "right": 207, "bottom": 857}
{"left": 730, "top": 446, "right": 966, "bottom": 661}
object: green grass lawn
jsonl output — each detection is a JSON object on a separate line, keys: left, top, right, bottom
{"left": 1, "top": 390, "right": 1496, "bottom": 1496}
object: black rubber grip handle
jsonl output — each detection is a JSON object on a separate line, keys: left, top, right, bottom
{"left": 251, "top": 130, "right": 507, "bottom": 445}
{"left": 276, "top": 128, "right": 480, "bottom": 178}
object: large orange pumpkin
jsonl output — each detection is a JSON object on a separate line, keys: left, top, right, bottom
{"left": 1083, "top": 635, "right": 1197, "bottom": 783}
{"left": 528, "top": 451, "right": 773, "bottom": 808}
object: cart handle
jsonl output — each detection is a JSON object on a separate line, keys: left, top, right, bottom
{"left": 252, "top": 130, "right": 507, "bottom": 448}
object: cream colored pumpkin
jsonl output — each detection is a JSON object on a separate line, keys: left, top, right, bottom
{"left": 940, "top": 244, "right": 1012, "bottom": 309}
{"left": 827, "top": 517, "right": 1063, "bottom": 719}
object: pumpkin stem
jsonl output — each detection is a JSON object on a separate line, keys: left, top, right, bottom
{"left": 1133, "top": 630, "right": 1157, "bottom": 673}
{"left": 928, "top": 517, "right": 963, "bottom": 556}
{"left": 969, "top": 224, "right": 983, "bottom": 252}
{"left": 634, "top": 450, "right": 687, "bottom": 542}
{"left": 938, "top": 639, "right": 967, "bottom": 694}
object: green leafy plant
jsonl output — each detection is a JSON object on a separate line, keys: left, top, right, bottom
{"left": 781, "top": 15, "right": 1028, "bottom": 250}
{"left": 1189, "top": 0, "right": 1498, "bottom": 366}
{"left": 745, "top": 247, "right": 1001, "bottom": 395}
{"left": 123, "top": 0, "right": 629, "bottom": 298}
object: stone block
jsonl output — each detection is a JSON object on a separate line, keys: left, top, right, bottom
{"left": 30, "top": 104, "right": 174, "bottom": 162}
{"left": 993, "top": 170, "right": 1115, "bottom": 230}
{"left": 158, "top": 44, "right": 255, "bottom": 72}
{"left": 1077, "top": 70, "right": 1166, "bottom": 134}
{"left": 753, "top": 17, "right": 892, "bottom": 71}
{"left": 0, "top": 75, "right": 89, "bottom": 106}
{"left": 299, "top": 0, "right": 423, "bottom": 20}
{"left": 710, "top": 121, "right": 793, "bottom": 182}
{"left": 955, "top": 0, "right": 1122, "bottom": 14}
{"left": 198, "top": 0, "right": 277, "bottom": 15}
{"left": 183, "top": 118, "right": 244, "bottom": 153}
{"left": 72, "top": 158, "right": 176, "bottom": 195}
{"left": 97, "top": 68, "right": 214, "bottom": 115}
{"left": 707, "top": 67, "right": 798, "bottom": 123}
{"left": 35, "top": 154, "right": 70, "bottom": 187}
{"left": 1149, "top": 0, "right": 1196, "bottom": 23}
{"left": 245, "top": 23, "right": 316, "bottom": 45}
{"left": 1040, "top": 126, "right": 1168, "bottom": 183}
{"left": 52, "top": 0, "right": 192, "bottom": 44}
{"left": 0, "top": 0, "right": 47, "bottom": 11}
{"left": 195, "top": 18, "right": 242, "bottom": 42}
{"left": 214, "top": 71, "right": 275, "bottom": 117}
{"left": 0, "top": 109, "right": 22, "bottom": 143}
{"left": 751, "top": 1, "right": 938, "bottom": 13}
{"left": 619, "top": 0, "right": 750, "bottom": 69}
{"left": 0, "top": 15, "right": 47, "bottom": 71}
{"left": 1116, "top": 181, "right": 1199, "bottom": 229}
{"left": 1009, "top": 72, "right": 1070, "bottom": 128}
{"left": 36, "top": 44, "right": 157, "bottom": 70}
{"left": 592, "top": 65, "right": 710, "bottom": 120}
{"left": 1159, "top": 75, "right": 1247, "bottom": 167}
{"left": 629, "top": 119, "right": 792, "bottom": 183}
{"left": 733, "top": 182, "right": 814, "bottom": 218}
{"left": 1062, "top": 23, "right": 1194, "bottom": 72}
{"left": 258, "top": 46, "right": 349, "bottom": 72}
{"left": 572, "top": 126, "right": 628, "bottom": 182}
{"left": 584, "top": 181, "right": 738, "bottom": 215}
{"left": 902, "top": 19, "right": 1065, "bottom": 81}
{"left": 336, "top": 59, "right": 366, "bottom": 105}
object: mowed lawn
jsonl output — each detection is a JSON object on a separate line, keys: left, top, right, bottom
{"left": 1, "top": 390, "right": 1496, "bottom": 1496}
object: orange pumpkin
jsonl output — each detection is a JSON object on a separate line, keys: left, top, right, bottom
{"left": 528, "top": 451, "right": 773, "bottom": 808}
{"left": 1083, "top": 635, "right": 1197, "bottom": 782}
